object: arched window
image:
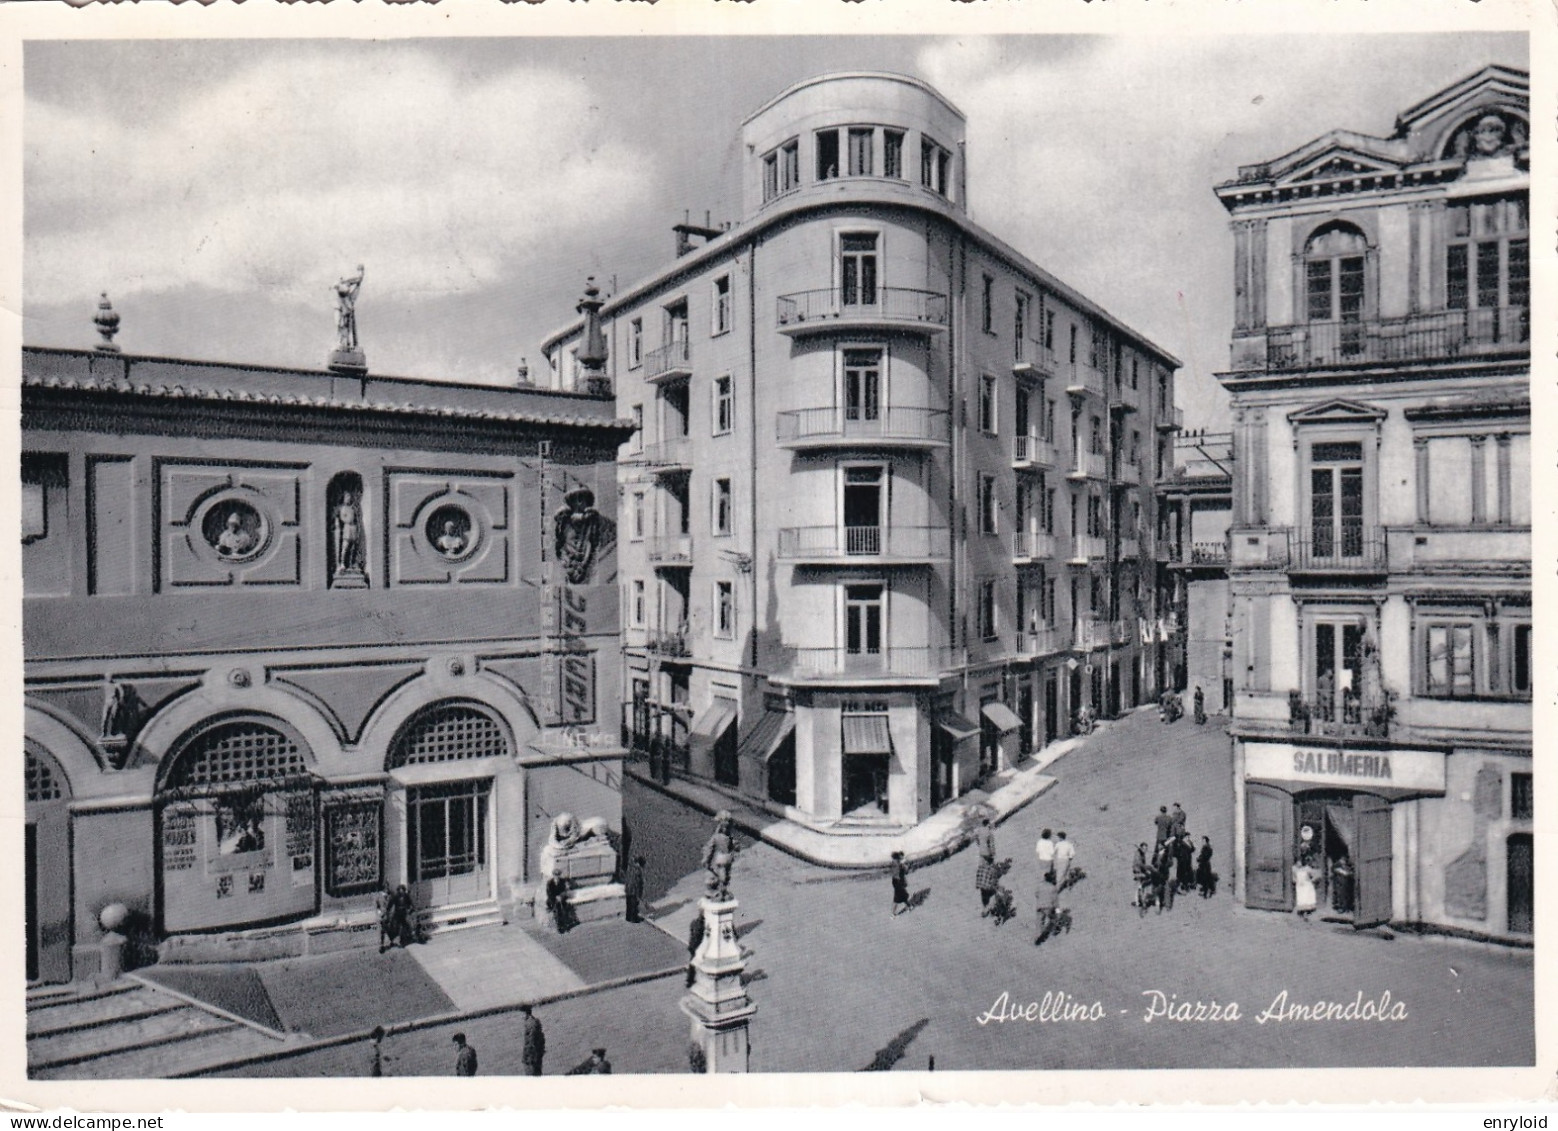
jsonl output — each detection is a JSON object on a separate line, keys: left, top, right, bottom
{"left": 160, "top": 720, "right": 308, "bottom": 794}
{"left": 25, "top": 750, "right": 64, "bottom": 803}
{"left": 1304, "top": 223, "right": 1368, "bottom": 325}
{"left": 390, "top": 703, "right": 508, "bottom": 769}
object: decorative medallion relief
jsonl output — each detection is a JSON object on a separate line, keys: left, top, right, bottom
{"left": 389, "top": 472, "right": 511, "bottom": 585}
{"left": 162, "top": 464, "right": 304, "bottom": 589}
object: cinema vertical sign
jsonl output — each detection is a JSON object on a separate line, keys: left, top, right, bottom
{"left": 548, "top": 482, "right": 615, "bottom": 729}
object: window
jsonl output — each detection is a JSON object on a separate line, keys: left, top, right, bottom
{"left": 665, "top": 299, "right": 689, "bottom": 351}
{"left": 630, "top": 404, "right": 643, "bottom": 453}
{"left": 1044, "top": 576, "right": 1057, "bottom": 623}
{"left": 845, "top": 584, "right": 884, "bottom": 656}
{"left": 1511, "top": 772, "right": 1533, "bottom": 821}
{"left": 920, "top": 137, "right": 951, "bottom": 195}
{"left": 1304, "top": 223, "right": 1368, "bottom": 359}
{"left": 1309, "top": 440, "right": 1365, "bottom": 557}
{"left": 840, "top": 233, "right": 879, "bottom": 307}
{"left": 663, "top": 381, "right": 690, "bottom": 438}
{"left": 715, "top": 581, "right": 735, "bottom": 639}
{"left": 979, "top": 579, "right": 999, "bottom": 641}
{"left": 761, "top": 138, "right": 799, "bottom": 201}
{"left": 631, "top": 491, "right": 646, "bottom": 540}
{"left": 1513, "top": 623, "right": 1531, "bottom": 697}
{"left": 1131, "top": 356, "right": 1139, "bottom": 390}
{"left": 1042, "top": 296, "right": 1056, "bottom": 352}
{"left": 848, "top": 127, "right": 874, "bottom": 176}
{"left": 843, "top": 349, "right": 882, "bottom": 422}
{"left": 883, "top": 130, "right": 904, "bottom": 179}
{"left": 631, "top": 580, "right": 646, "bottom": 628}
{"left": 1069, "top": 324, "right": 1078, "bottom": 365}
{"left": 713, "top": 477, "right": 733, "bottom": 536}
{"left": 1045, "top": 398, "right": 1056, "bottom": 443}
{"left": 1424, "top": 623, "right": 1476, "bottom": 698}
{"left": 1044, "top": 484, "right": 1057, "bottom": 534}
{"left": 979, "top": 373, "right": 998, "bottom": 434}
{"left": 629, "top": 319, "right": 643, "bottom": 368}
{"left": 1090, "top": 416, "right": 1103, "bottom": 455}
{"left": 1014, "top": 291, "right": 1028, "bottom": 360}
{"left": 844, "top": 466, "right": 884, "bottom": 551}
{"left": 763, "top": 151, "right": 779, "bottom": 203}
{"left": 712, "top": 276, "right": 731, "bottom": 336}
{"left": 979, "top": 473, "right": 998, "bottom": 535}
{"left": 1447, "top": 195, "right": 1529, "bottom": 343}
{"left": 982, "top": 274, "right": 995, "bottom": 334}
{"left": 713, "top": 375, "right": 734, "bottom": 436}
{"left": 817, "top": 129, "right": 840, "bottom": 181}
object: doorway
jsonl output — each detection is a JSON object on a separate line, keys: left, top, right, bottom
{"left": 1044, "top": 675, "right": 1058, "bottom": 745}
{"left": 1293, "top": 791, "right": 1392, "bottom": 926}
{"left": 844, "top": 755, "right": 889, "bottom": 816}
{"left": 1018, "top": 684, "right": 1035, "bottom": 758}
{"left": 1508, "top": 833, "right": 1533, "bottom": 935}
{"left": 407, "top": 779, "right": 491, "bottom": 908}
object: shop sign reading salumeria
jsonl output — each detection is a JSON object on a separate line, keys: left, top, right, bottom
{"left": 1243, "top": 742, "right": 1447, "bottom": 794}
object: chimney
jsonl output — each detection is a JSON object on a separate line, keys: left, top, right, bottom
{"left": 575, "top": 278, "right": 611, "bottom": 397}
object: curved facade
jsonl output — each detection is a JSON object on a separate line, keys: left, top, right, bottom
{"left": 547, "top": 72, "right": 1180, "bottom": 832}
{"left": 21, "top": 347, "right": 631, "bottom": 981}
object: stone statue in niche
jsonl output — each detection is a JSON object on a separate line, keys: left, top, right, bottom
{"left": 436, "top": 520, "right": 468, "bottom": 558}
{"left": 553, "top": 486, "right": 611, "bottom": 584}
{"left": 99, "top": 681, "right": 142, "bottom": 769}
{"left": 425, "top": 504, "right": 475, "bottom": 563}
{"left": 330, "top": 481, "right": 369, "bottom": 588}
{"left": 205, "top": 501, "right": 264, "bottom": 562}
{"left": 1448, "top": 111, "right": 1526, "bottom": 161}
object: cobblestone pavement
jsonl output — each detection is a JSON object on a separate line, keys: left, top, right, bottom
{"left": 230, "top": 709, "right": 1534, "bottom": 1076}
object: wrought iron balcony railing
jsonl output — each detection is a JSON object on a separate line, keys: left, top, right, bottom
{"left": 776, "top": 524, "right": 951, "bottom": 561}
{"left": 776, "top": 405, "right": 950, "bottom": 446}
{"left": 645, "top": 533, "right": 693, "bottom": 564}
{"left": 780, "top": 645, "right": 961, "bottom": 680}
{"left": 1016, "top": 625, "right": 1064, "bottom": 656}
{"left": 643, "top": 338, "right": 692, "bottom": 382}
{"left": 1254, "top": 307, "right": 1528, "bottom": 371}
{"left": 1012, "top": 530, "right": 1060, "bottom": 561}
{"left": 645, "top": 628, "right": 691, "bottom": 657}
{"left": 1286, "top": 526, "right": 1386, "bottom": 573}
{"left": 1012, "top": 435, "right": 1058, "bottom": 467}
{"left": 776, "top": 287, "right": 949, "bottom": 331}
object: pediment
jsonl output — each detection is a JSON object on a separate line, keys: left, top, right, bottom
{"left": 1287, "top": 398, "right": 1388, "bottom": 426}
{"left": 1281, "top": 146, "right": 1404, "bottom": 185}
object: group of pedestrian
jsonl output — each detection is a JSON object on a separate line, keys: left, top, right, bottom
{"left": 419, "top": 1003, "right": 552, "bottom": 1077}
{"left": 1136, "top": 803, "right": 1216, "bottom": 914}
{"left": 964, "top": 816, "right": 1079, "bottom": 946}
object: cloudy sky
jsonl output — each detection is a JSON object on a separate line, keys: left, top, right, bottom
{"left": 24, "top": 32, "right": 1527, "bottom": 428}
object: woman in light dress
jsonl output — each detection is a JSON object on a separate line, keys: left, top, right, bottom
{"left": 1292, "top": 854, "right": 1319, "bottom": 922}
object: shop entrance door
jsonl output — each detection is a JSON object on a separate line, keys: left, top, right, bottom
{"left": 844, "top": 755, "right": 889, "bottom": 816}
{"left": 1018, "top": 684, "right": 1035, "bottom": 757}
{"left": 408, "top": 779, "right": 491, "bottom": 908}
{"left": 1353, "top": 794, "right": 1392, "bottom": 927}
{"left": 1245, "top": 783, "right": 1292, "bottom": 909}
{"left": 1507, "top": 833, "right": 1533, "bottom": 935}
{"left": 1044, "top": 676, "right": 1058, "bottom": 744}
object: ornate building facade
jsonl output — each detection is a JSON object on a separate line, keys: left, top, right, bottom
{"left": 1216, "top": 65, "right": 1532, "bottom": 940}
{"left": 23, "top": 339, "right": 631, "bottom": 983}
{"left": 544, "top": 73, "right": 1181, "bottom": 832}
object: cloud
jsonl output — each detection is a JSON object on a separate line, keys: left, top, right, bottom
{"left": 25, "top": 46, "right": 658, "bottom": 311}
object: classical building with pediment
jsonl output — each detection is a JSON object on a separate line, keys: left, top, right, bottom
{"left": 1214, "top": 65, "right": 1531, "bottom": 940}
{"left": 543, "top": 73, "right": 1182, "bottom": 834}
{"left": 23, "top": 323, "right": 634, "bottom": 985}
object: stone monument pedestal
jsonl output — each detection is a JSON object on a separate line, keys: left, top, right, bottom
{"left": 680, "top": 897, "right": 756, "bottom": 1073}
{"left": 328, "top": 348, "right": 367, "bottom": 376}
{"left": 330, "top": 567, "right": 369, "bottom": 590}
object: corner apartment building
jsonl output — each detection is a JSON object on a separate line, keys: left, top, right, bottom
{"left": 543, "top": 72, "right": 1180, "bottom": 832}
{"left": 1215, "top": 65, "right": 1531, "bottom": 940}
{"left": 1157, "top": 429, "right": 1233, "bottom": 714}
{"left": 23, "top": 338, "right": 630, "bottom": 983}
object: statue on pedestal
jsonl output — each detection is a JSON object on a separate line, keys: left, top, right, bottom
{"left": 538, "top": 813, "right": 619, "bottom": 932}
{"left": 334, "top": 492, "right": 364, "bottom": 573}
{"left": 701, "top": 811, "right": 737, "bottom": 901}
{"left": 335, "top": 266, "right": 365, "bottom": 352}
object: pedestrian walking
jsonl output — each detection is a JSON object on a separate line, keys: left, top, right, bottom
{"left": 1171, "top": 835, "right": 1196, "bottom": 897}
{"left": 1193, "top": 685, "right": 1206, "bottom": 725}
{"left": 1131, "top": 843, "right": 1151, "bottom": 908}
{"left": 1196, "top": 836, "right": 1216, "bottom": 898}
{"left": 889, "top": 850, "right": 910, "bottom": 916}
{"left": 1053, "top": 831, "right": 1076, "bottom": 889}
{"left": 1155, "top": 842, "right": 1176, "bottom": 911}
{"left": 379, "top": 884, "right": 416, "bottom": 951}
{"left": 974, "top": 816, "right": 999, "bottom": 914}
{"left": 685, "top": 910, "right": 706, "bottom": 987}
{"left": 624, "top": 854, "right": 646, "bottom": 923}
{"left": 1153, "top": 806, "right": 1174, "bottom": 847}
{"left": 1293, "top": 855, "right": 1319, "bottom": 922}
{"left": 1169, "top": 802, "right": 1187, "bottom": 839}
{"left": 521, "top": 1004, "right": 546, "bottom": 1076}
{"left": 1033, "top": 874, "right": 1061, "bottom": 945}
{"left": 1035, "top": 828, "right": 1056, "bottom": 882}
{"left": 369, "top": 1025, "right": 387, "bottom": 1077}
{"left": 452, "top": 1032, "right": 477, "bottom": 1077}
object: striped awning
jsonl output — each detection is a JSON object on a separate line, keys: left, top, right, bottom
{"left": 936, "top": 713, "right": 981, "bottom": 742}
{"left": 842, "top": 714, "right": 893, "bottom": 755}
{"left": 981, "top": 702, "right": 1023, "bottom": 733}
{"left": 691, "top": 700, "right": 738, "bottom": 741}
{"left": 736, "top": 710, "right": 796, "bottom": 764}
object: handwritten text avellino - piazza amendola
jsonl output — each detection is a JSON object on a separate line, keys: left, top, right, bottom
{"left": 976, "top": 989, "right": 1409, "bottom": 1025}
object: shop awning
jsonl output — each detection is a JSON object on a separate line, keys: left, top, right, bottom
{"left": 842, "top": 714, "right": 893, "bottom": 755}
{"left": 981, "top": 702, "right": 1023, "bottom": 733}
{"left": 690, "top": 700, "right": 739, "bottom": 742}
{"left": 736, "top": 709, "right": 795, "bottom": 763}
{"left": 936, "top": 712, "right": 981, "bottom": 742}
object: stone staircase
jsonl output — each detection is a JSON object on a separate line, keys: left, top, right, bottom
{"left": 417, "top": 897, "right": 504, "bottom": 937}
{"left": 26, "top": 980, "right": 287, "bottom": 1080}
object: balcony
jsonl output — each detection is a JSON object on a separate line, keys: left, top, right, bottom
{"left": 1012, "top": 435, "right": 1058, "bottom": 469}
{"left": 1156, "top": 405, "right": 1184, "bottom": 432}
{"left": 776, "top": 645, "right": 961, "bottom": 684}
{"left": 776, "top": 524, "right": 951, "bottom": 565}
{"left": 1067, "top": 450, "right": 1107, "bottom": 481}
{"left": 1016, "top": 625, "right": 1064, "bottom": 657}
{"left": 1110, "top": 619, "right": 1133, "bottom": 646}
{"left": 1065, "top": 364, "right": 1105, "bottom": 398}
{"left": 776, "top": 288, "right": 948, "bottom": 336}
{"left": 776, "top": 406, "right": 950, "bottom": 450}
{"left": 1286, "top": 526, "right": 1386, "bottom": 575}
{"left": 645, "top": 627, "right": 691, "bottom": 658}
{"left": 1119, "top": 537, "right": 1140, "bottom": 560}
{"left": 1166, "top": 540, "right": 1230, "bottom": 568}
{"left": 1116, "top": 460, "right": 1141, "bottom": 486}
{"left": 1237, "top": 307, "right": 1529, "bottom": 373}
{"left": 1068, "top": 535, "right": 1106, "bottom": 564}
{"left": 1012, "top": 530, "right": 1059, "bottom": 562}
{"left": 1072, "top": 617, "right": 1105, "bottom": 650}
{"left": 643, "top": 339, "right": 693, "bottom": 383}
{"left": 639, "top": 435, "right": 691, "bottom": 472}
{"left": 1285, "top": 691, "right": 1394, "bottom": 741}
{"left": 1013, "top": 346, "right": 1059, "bottom": 379}
{"left": 645, "top": 533, "right": 693, "bottom": 566}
